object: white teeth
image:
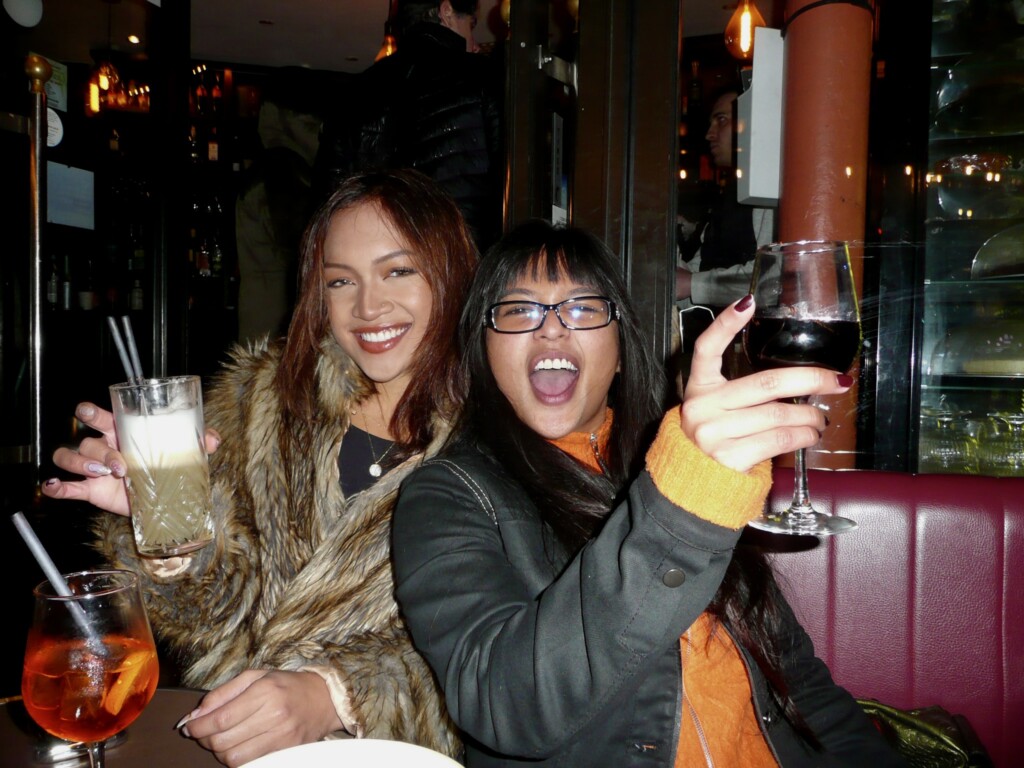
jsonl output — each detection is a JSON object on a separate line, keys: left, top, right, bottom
{"left": 534, "top": 358, "right": 578, "bottom": 372}
{"left": 359, "top": 327, "right": 405, "bottom": 343}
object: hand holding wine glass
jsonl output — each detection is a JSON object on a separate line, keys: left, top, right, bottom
{"left": 742, "top": 240, "right": 863, "bottom": 535}
{"left": 21, "top": 569, "right": 159, "bottom": 767}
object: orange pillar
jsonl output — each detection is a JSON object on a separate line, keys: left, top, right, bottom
{"left": 780, "top": 0, "right": 874, "bottom": 469}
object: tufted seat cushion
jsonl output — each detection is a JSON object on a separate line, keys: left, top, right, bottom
{"left": 762, "top": 468, "right": 1024, "bottom": 768}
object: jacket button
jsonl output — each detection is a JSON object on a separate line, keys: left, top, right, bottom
{"left": 662, "top": 569, "right": 685, "bottom": 587}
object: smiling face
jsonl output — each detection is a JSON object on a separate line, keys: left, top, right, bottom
{"left": 324, "top": 202, "right": 433, "bottom": 400}
{"left": 485, "top": 266, "right": 620, "bottom": 440}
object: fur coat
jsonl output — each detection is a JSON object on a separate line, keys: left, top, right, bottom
{"left": 94, "top": 336, "right": 459, "bottom": 756}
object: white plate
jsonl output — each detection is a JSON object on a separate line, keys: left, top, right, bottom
{"left": 239, "top": 739, "right": 462, "bottom": 767}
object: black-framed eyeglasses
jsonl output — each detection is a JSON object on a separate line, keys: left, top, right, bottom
{"left": 484, "top": 296, "right": 619, "bottom": 334}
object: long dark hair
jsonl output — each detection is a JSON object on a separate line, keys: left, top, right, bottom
{"left": 457, "top": 219, "right": 816, "bottom": 745}
{"left": 275, "top": 168, "right": 477, "bottom": 455}
{"left": 456, "top": 219, "right": 665, "bottom": 544}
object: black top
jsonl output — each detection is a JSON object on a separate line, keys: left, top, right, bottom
{"left": 338, "top": 424, "right": 395, "bottom": 498}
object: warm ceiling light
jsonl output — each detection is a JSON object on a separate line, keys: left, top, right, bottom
{"left": 127, "top": 34, "right": 140, "bottom": 44}
{"left": 375, "top": 0, "right": 398, "bottom": 62}
{"left": 724, "top": 0, "right": 766, "bottom": 62}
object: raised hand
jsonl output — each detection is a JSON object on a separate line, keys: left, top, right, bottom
{"left": 41, "top": 402, "right": 221, "bottom": 516}
{"left": 679, "top": 295, "right": 853, "bottom": 474}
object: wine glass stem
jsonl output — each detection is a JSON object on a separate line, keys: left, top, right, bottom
{"left": 86, "top": 741, "right": 105, "bottom": 768}
{"left": 792, "top": 447, "right": 812, "bottom": 510}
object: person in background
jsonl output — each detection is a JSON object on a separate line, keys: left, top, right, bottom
{"left": 314, "top": 0, "right": 503, "bottom": 252}
{"left": 676, "top": 86, "right": 775, "bottom": 308}
{"left": 41, "top": 170, "right": 477, "bottom": 767}
{"left": 392, "top": 221, "right": 906, "bottom": 766}
{"left": 235, "top": 81, "right": 322, "bottom": 344}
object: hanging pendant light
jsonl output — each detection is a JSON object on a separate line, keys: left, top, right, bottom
{"left": 375, "top": 0, "right": 398, "bottom": 61}
{"left": 87, "top": 0, "right": 122, "bottom": 114}
{"left": 724, "top": 0, "right": 766, "bottom": 62}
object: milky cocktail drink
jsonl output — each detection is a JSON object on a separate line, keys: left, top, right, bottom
{"left": 110, "top": 376, "right": 213, "bottom": 557}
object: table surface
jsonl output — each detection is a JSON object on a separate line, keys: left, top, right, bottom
{"left": 1, "top": 688, "right": 223, "bottom": 767}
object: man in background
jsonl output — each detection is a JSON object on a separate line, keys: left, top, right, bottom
{"left": 676, "top": 87, "right": 774, "bottom": 308}
{"left": 314, "top": 0, "right": 503, "bottom": 252}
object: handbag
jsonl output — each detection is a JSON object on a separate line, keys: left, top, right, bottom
{"left": 857, "top": 699, "right": 993, "bottom": 768}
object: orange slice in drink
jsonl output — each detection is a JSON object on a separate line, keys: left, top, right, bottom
{"left": 103, "top": 649, "right": 155, "bottom": 715}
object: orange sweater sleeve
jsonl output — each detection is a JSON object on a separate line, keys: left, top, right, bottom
{"left": 645, "top": 407, "right": 772, "bottom": 530}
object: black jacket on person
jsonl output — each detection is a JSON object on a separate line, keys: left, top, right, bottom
{"left": 314, "top": 23, "right": 503, "bottom": 251}
{"left": 392, "top": 440, "right": 906, "bottom": 767}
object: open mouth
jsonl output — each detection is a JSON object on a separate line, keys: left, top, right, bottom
{"left": 530, "top": 357, "right": 579, "bottom": 402}
{"left": 355, "top": 324, "right": 410, "bottom": 352}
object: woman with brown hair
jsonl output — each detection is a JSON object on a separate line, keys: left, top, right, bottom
{"left": 42, "top": 169, "right": 476, "bottom": 766}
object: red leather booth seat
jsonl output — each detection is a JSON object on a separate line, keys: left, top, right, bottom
{"left": 766, "top": 468, "right": 1024, "bottom": 767}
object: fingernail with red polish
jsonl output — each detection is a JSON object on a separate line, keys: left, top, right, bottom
{"left": 836, "top": 374, "right": 854, "bottom": 388}
{"left": 734, "top": 294, "right": 754, "bottom": 312}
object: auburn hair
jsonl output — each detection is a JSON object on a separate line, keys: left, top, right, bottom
{"left": 274, "top": 169, "right": 477, "bottom": 456}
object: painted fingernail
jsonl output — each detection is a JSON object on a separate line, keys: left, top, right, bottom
{"left": 734, "top": 294, "right": 754, "bottom": 312}
{"left": 86, "top": 462, "right": 112, "bottom": 476}
{"left": 836, "top": 374, "right": 854, "bottom": 388}
{"left": 76, "top": 404, "right": 96, "bottom": 420}
{"left": 110, "top": 461, "right": 126, "bottom": 478}
{"left": 44, "top": 478, "right": 58, "bottom": 487}
{"left": 175, "top": 708, "right": 202, "bottom": 736}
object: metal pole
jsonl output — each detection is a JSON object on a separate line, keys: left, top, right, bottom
{"left": 25, "top": 53, "right": 52, "bottom": 483}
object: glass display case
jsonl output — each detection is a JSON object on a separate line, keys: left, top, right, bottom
{"left": 867, "top": 0, "right": 1024, "bottom": 476}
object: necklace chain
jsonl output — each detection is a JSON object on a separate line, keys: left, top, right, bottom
{"left": 353, "top": 397, "right": 394, "bottom": 478}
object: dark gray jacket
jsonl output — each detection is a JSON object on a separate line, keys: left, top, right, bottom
{"left": 314, "top": 23, "right": 502, "bottom": 251}
{"left": 392, "top": 444, "right": 905, "bottom": 767}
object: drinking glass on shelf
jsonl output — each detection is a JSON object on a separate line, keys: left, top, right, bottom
{"left": 918, "top": 408, "right": 979, "bottom": 474}
{"left": 21, "top": 570, "right": 159, "bottom": 767}
{"left": 742, "top": 240, "right": 863, "bottom": 535}
{"left": 978, "top": 412, "right": 1024, "bottom": 477}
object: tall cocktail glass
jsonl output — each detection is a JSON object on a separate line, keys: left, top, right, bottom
{"left": 110, "top": 375, "right": 213, "bottom": 557}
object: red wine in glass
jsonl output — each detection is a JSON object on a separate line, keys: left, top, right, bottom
{"left": 743, "top": 241, "right": 862, "bottom": 536}
{"left": 744, "top": 317, "right": 861, "bottom": 374}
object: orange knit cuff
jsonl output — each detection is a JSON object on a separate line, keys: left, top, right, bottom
{"left": 645, "top": 408, "right": 773, "bottom": 530}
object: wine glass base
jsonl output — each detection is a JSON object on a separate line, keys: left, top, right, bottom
{"left": 34, "top": 730, "right": 127, "bottom": 763}
{"left": 748, "top": 510, "right": 858, "bottom": 536}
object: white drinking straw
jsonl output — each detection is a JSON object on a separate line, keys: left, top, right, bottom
{"left": 107, "top": 316, "right": 136, "bottom": 383}
{"left": 12, "top": 512, "right": 102, "bottom": 645}
{"left": 121, "top": 315, "right": 145, "bottom": 383}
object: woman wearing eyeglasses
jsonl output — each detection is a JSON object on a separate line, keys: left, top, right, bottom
{"left": 391, "top": 220, "right": 904, "bottom": 766}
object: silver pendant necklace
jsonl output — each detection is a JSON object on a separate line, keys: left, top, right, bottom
{"left": 353, "top": 398, "right": 394, "bottom": 478}
{"left": 368, "top": 436, "right": 394, "bottom": 478}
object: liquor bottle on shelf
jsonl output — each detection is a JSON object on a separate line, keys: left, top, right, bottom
{"left": 45, "top": 255, "right": 59, "bottom": 310}
{"left": 207, "top": 125, "right": 219, "bottom": 163}
{"left": 196, "top": 236, "right": 212, "bottom": 278}
{"left": 60, "top": 254, "right": 74, "bottom": 311}
{"left": 77, "top": 256, "right": 98, "bottom": 311}
{"left": 130, "top": 279, "right": 144, "bottom": 311}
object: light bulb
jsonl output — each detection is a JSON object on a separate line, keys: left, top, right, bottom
{"left": 724, "top": 0, "right": 766, "bottom": 62}
{"left": 3, "top": 0, "right": 43, "bottom": 28}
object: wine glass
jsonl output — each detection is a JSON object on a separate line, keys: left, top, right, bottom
{"left": 742, "top": 240, "right": 862, "bottom": 535}
{"left": 21, "top": 569, "right": 159, "bottom": 767}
